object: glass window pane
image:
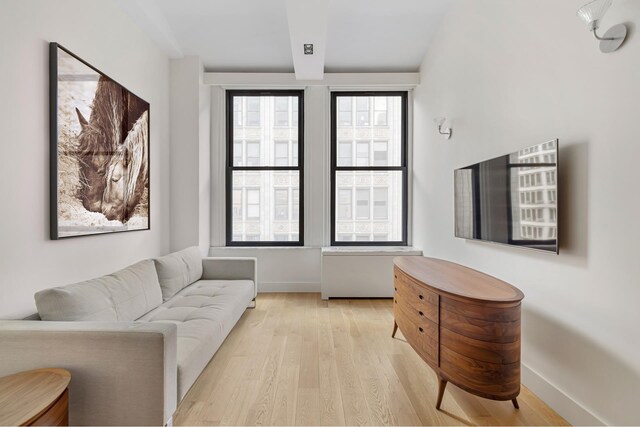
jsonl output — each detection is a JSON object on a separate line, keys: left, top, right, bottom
{"left": 337, "top": 141, "right": 352, "bottom": 166}
{"left": 275, "top": 97, "right": 288, "bottom": 111}
{"left": 246, "top": 141, "right": 260, "bottom": 166}
{"left": 231, "top": 94, "right": 300, "bottom": 166}
{"left": 231, "top": 171, "right": 300, "bottom": 242}
{"left": 356, "top": 142, "right": 369, "bottom": 166}
{"left": 233, "top": 141, "right": 243, "bottom": 166}
{"left": 274, "top": 188, "right": 289, "bottom": 221}
{"left": 373, "top": 187, "right": 388, "bottom": 219}
{"left": 275, "top": 141, "right": 288, "bottom": 166}
{"left": 275, "top": 111, "right": 288, "bottom": 127}
{"left": 334, "top": 171, "right": 403, "bottom": 242}
{"left": 355, "top": 188, "right": 370, "bottom": 219}
{"left": 334, "top": 95, "right": 402, "bottom": 166}
{"left": 338, "top": 189, "right": 352, "bottom": 220}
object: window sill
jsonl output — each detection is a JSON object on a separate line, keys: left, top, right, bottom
{"left": 321, "top": 246, "right": 421, "bottom": 256}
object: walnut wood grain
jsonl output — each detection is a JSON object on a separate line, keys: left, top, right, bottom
{"left": 394, "top": 293, "right": 438, "bottom": 332}
{"left": 395, "top": 309, "right": 438, "bottom": 367}
{"left": 440, "top": 327, "right": 520, "bottom": 364}
{"left": 31, "top": 389, "right": 69, "bottom": 426}
{"left": 440, "top": 308, "right": 521, "bottom": 343}
{"left": 394, "top": 257, "right": 524, "bottom": 304}
{"left": 393, "top": 256, "right": 524, "bottom": 409}
{"left": 441, "top": 297, "right": 521, "bottom": 322}
{"left": 0, "top": 368, "right": 70, "bottom": 426}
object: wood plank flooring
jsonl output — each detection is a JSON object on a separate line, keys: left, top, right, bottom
{"left": 174, "top": 293, "right": 569, "bottom": 426}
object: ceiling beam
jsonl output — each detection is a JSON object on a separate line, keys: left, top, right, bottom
{"left": 203, "top": 72, "right": 420, "bottom": 87}
{"left": 285, "top": 0, "right": 328, "bottom": 80}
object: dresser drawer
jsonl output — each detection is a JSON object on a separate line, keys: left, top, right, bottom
{"left": 395, "top": 304, "right": 438, "bottom": 366}
{"left": 440, "top": 327, "right": 520, "bottom": 364}
{"left": 394, "top": 286, "right": 438, "bottom": 324}
{"left": 396, "top": 296, "right": 438, "bottom": 340}
{"left": 441, "top": 297, "right": 520, "bottom": 322}
{"left": 394, "top": 268, "right": 438, "bottom": 310}
{"left": 440, "top": 346, "right": 520, "bottom": 398}
{"left": 441, "top": 308, "right": 520, "bottom": 343}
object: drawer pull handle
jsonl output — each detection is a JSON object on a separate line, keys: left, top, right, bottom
{"left": 394, "top": 299, "right": 397, "bottom": 304}
{"left": 419, "top": 327, "right": 424, "bottom": 333}
{"left": 419, "top": 295, "right": 424, "bottom": 300}
{"left": 419, "top": 311, "right": 424, "bottom": 316}
{"left": 394, "top": 287, "right": 397, "bottom": 291}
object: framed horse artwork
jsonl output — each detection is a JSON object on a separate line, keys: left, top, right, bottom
{"left": 49, "top": 43, "right": 150, "bottom": 239}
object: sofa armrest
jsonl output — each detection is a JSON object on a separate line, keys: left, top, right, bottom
{"left": 201, "top": 257, "right": 258, "bottom": 297}
{"left": 0, "top": 320, "right": 177, "bottom": 426}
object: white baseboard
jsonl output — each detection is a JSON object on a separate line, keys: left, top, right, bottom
{"left": 258, "top": 282, "right": 320, "bottom": 293}
{"left": 522, "top": 363, "right": 604, "bottom": 426}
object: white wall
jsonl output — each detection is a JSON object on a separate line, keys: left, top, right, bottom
{"left": 412, "top": 1, "right": 640, "bottom": 424}
{"left": 169, "top": 56, "right": 210, "bottom": 253}
{"left": 0, "top": 0, "right": 171, "bottom": 319}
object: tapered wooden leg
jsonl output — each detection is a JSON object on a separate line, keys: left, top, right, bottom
{"left": 512, "top": 398, "right": 519, "bottom": 409}
{"left": 391, "top": 321, "right": 398, "bottom": 338}
{"left": 436, "top": 378, "right": 447, "bottom": 410}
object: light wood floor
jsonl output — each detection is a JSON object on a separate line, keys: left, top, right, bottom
{"left": 174, "top": 293, "right": 569, "bottom": 426}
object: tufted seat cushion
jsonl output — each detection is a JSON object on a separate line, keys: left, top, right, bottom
{"left": 137, "top": 279, "right": 254, "bottom": 399}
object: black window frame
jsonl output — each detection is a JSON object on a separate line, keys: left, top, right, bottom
{"left": 226, "top": 89, "right": 304, "bottom": 247}
{"left": 330, "top": 91, "right": 408, "bottom": 246}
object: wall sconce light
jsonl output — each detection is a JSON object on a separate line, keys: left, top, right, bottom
{"left": 434, "top": 117, "right": 452, "bottom": 139}
{"left": 577, "top": 0, "right": 627, "bottom": 53}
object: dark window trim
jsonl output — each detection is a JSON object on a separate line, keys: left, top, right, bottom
{"left": 226, "top": 89, "right": 304, "bottom": 247}
{"left": 330, "top": 91, "right": 408, "bottom": 246}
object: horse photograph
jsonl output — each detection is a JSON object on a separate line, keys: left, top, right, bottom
{"left": 50, "top": 43, "right": 150, "bottom": 239}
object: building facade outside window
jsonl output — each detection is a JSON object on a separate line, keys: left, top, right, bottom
{"left": 330, "top": 91, "right": 408, "bottom": 245}
{"left": 226, "top": 90, "right": 303, "bottom": 245}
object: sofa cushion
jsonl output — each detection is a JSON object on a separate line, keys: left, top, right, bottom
{"left": 137, "top": 279, "right": 254, "bottom": 399}
{"left": 35, "top": 259, "right": 162, "bottom": 321}
{"left": 153, "top": 247, "right": 203, "bottom": 301}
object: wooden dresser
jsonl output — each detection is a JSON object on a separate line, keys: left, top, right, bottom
{"left": 0, "top": 368, "right": 70, "bottom": 426}
{"left": 393, "top": 256, "right": 524, "bottom": 409}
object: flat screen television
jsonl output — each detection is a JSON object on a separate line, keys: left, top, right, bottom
{"left": 454, "top": 140, "right": 559, "bottom": 254}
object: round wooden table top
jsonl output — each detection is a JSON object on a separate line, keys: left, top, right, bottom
{"left": 0, "top": 368, "right": 71, "bottom": 426}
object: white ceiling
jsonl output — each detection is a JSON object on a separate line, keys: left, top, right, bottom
{"left": 117, "top": 0, "right": 452, "bottom": 75}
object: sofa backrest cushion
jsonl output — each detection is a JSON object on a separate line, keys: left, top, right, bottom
{"left": 34, "top": 259, "right": 163, "bottom": 321}
{"left": 153, "top": 247, "right": 203, "bottom": 301}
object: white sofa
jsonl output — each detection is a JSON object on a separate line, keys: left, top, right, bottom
{"left": 0, "top": 247, "right": 257, "bottom": 426}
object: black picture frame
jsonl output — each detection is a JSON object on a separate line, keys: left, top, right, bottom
{"left": 49, "top": 42, "right": 151, "bottom": 240}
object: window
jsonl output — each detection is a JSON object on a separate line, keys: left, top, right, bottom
{"left": 338, "top": 141, "right": 352, "bottom": 166}
{"left": 356, "top": 97, "right": 370, "bottom": 126}
{"left": 233, "top": 141, "right": 242, "bottom": 166}
{"left": 246, "top": 97, "right": 260, "bottom": 126}
{"left": 338, "top": 97, "right": 352, "bottom": 126}
{"left": 373, "top": 141, "right": 388, "bottom": 166}
{"left": 356, "top": 141, "right": 369, "bottom": 166}
{"left": 275, "top": 141, "right": 288, "bottom": 166}
{"left": 246, "top": 141, "right": 260, "bottom": 166}
{"left": 374, "top": 97, "right": 387, "bottom": 126}
{"left": 227, "top": 90, "right": 304, "bottom": 245}
{"left": 232, "top": 190, "right": 242, "bottom": 219}
{"left": 331, "top": 92, "right": 407, "bottom": 246}
{"left": 246, "top": 189, "right": 260, "bottom": 219}
{"left": 274, "top": 97, "right": 289, "bottom": 127}
{"left": 337, "top": 189, "right": 352, "bottom": 220}
{"left": 274, "top": 189, "right": 289, "bottom": 220}
{"left": 373, "top": 188, "right": 388, "bottom": 219}
{"left": 355, "top": 188, "right": 370, "bottom": 219}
